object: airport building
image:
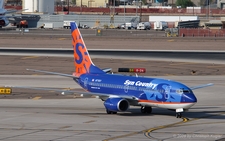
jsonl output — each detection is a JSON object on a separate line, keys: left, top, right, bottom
{"left": 3, "top": 0, "right": 224, "bottom": 8}
{"left": 21, "top": 0, "right": 55, "bottom": 14}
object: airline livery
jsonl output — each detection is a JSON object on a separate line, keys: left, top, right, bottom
{"left": 12, "top": 22, "right": 213, "bottom": 118}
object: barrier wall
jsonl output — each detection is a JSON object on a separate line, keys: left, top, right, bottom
{"left": 179, "top": 28, "right": 225, "bottom": 37}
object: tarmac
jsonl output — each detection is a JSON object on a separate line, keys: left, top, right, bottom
{"left": 0, "top": 75, "right": 224, "bottom": 141}
{"left": 0, "top": 28, "right": 225, "bottom": 141}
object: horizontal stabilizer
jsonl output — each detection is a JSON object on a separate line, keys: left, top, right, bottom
{"left": 27, "top": 69, "right": 78, "bottom": 79}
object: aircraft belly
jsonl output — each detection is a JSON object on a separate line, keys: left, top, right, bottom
{"left": 139, "top": 102, "right": 196, "bottom": 109}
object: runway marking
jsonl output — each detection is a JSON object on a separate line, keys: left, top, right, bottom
{"left": 21, "top": 56, "right": 39, "bottom": 60}
{"left": 32, "top": 97, "right": 41, "bottom": 100}
{"left": 58, "top": 126, "right": 72, "bottom": 129}
{"left": 58, "top": 38, "right": 67, "bottom": 40}
{"left": 165, "top": 73, "right": 175, "bottom": 76}
{"left": 169, "top": 62, "right": 196, "bottom": 66}
{"left": 144, "top": 117, "right": 189, "bottom": 139}
{"left": 206, "top": 65, "right": 225, "bottom": 68}
{"left": 145, "top": 112, "right": 225, "bottom": 140}
{"left": 103, "top": 118, "right": 188, "bottom": 141}
{"left": 83, "top": 120, "right": 96, "bottom": 123}
{"left": 124, "top": 60, "right": 147, "bottom": 63}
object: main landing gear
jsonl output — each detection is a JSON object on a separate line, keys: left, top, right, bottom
{"left": 176, "top": 112, "right": 182, "bottom": 118}
{"left": 141, "top": 106, "right": 152, "bottom": 114}
{"left": 106, "top": 109, "right": 117, "bottom": 114}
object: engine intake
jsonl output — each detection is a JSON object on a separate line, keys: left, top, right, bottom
{"left": 0, "top": 20, "right": 6, "bottom": 26}
{"left": 104, "top": 97, "right": 129, "bottom": 112}
{"left": 0, "top": 18, "right": 9, "bottom": 27}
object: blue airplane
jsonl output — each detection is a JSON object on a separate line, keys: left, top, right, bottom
{"left": 14, "top": 22, "right": 213, "bottom": 118}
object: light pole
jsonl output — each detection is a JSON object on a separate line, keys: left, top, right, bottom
{"left": 67, "top": 0, "right": 69, "bottom": 14}
{"left": 136, "top": 1, "right": 137, "bottom": 16}
{"left": 124, "top": 0, "right": 125, "bottom": 25}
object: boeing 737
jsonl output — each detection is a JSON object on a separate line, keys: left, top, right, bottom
{"left": 9, "top": 22, "right": 213, "bottom": 118}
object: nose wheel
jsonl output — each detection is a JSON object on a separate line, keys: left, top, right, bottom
{"left": 141, "top": 106, "right": 152, "bottom": 114}
{"left": 176, "top": 112, "right": 182, "bottom": 118}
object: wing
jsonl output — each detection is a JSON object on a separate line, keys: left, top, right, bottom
{"left": 190, "top": 83, "right": 213, "bottom": 90}
{"left": 5, "top": 9, "right": 28, "bottom": 14}
{"left": 6, "top": 85, "right": 139, "bottom": 101}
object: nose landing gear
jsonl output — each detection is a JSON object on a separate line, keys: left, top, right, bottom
{"left": 176, "top": 112, "right": 182, "bottom": 118}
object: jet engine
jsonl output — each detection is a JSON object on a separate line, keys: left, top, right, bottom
{"left": 0, "top": 18, "right": 9, "bottom": 27}
{"left": 104, "top": 97, "right": 129, "bottom": 112}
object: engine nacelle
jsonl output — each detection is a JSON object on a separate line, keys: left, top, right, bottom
{"left": 104, "top": 98, "right": 129, "bottom": 112}
{"left": 0, "top": 18, "right": 9, "bottom": 27}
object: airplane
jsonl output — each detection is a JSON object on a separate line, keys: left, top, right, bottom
{"left": 0, "top": 0, "right": 10, "bottom": 27}
{"left": 0, "top": 0, "right": 30, "bottom": 28}
{"left": 8, "top": 22, "right": 213, "bottom": 118}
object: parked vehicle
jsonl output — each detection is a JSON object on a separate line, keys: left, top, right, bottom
{"left": 11, "top": 20, "right": 28, "bottom": 28}
{"left": 63, "top": 21, "right": 75, "bottom": 29}
{"left": 137, "top": 22, "right": 151, "bottom": 30}
{"left": 80, "top": 24, "right": 89, "bottom": 29}
{"left": 117, "top": 23, "right": 125, "bottom": 29}
{"left": 125, "top": 22, "right": 137, "bottom": 29}
{"left": 154, "top": 21, "right": 168, "bottom": 31}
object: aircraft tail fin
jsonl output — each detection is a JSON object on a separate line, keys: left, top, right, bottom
{"left": 0, "top": 0, "right": 4, "bottom": 9}
{"left": 70, "top": 22, "right": 105, "bottom": 77}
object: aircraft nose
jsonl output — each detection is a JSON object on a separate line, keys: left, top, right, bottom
{"left": 182, "top": 93, "right": 197, "bottom": 103}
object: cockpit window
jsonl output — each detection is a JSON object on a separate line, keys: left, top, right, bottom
{"left": 183, "top": 89, "right": 190, "bottom": 93}
{"left": 176, "top": 88, "right": 191, "bottom": 94}
{"left": 176, "top": 89, "right": 183, "bottom": 94}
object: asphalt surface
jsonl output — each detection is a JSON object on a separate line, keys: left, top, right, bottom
{"left": 0, "top": 28, "right": 225, "bottom": 50}
{"left": 0, "top": 75, "right": 224, "bottom": 141}
{"left": 0, "top": 28, "right": 225, "bottom": 141}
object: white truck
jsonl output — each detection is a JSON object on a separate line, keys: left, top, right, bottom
{"left": 137, "top": 22, "right": 151, "bottom": 30}
{"left": 63, "top": 21, "right": 75, "bottom": 29}
{"left": 154, "top": 21, "right": 168, "bottom": 31}
{"left": 125, "top": 22, "right": 137, "bottom": 29}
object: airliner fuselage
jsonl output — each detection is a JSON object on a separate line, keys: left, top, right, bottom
{"left": 77, "top": 74, "right": 197, "bottom": 111}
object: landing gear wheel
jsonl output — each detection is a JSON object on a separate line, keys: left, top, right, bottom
{"left": 106, "top": 109, "right": 112, "bottom": 114}
{"left": 146, "top": 107, "right": 152, "bottom": 113}
{"left": 176, "top": 113, "right": 182, "bottom": 118}
{"left": 106, "top": 110, "right": 117, "bottom": 114}
{"left": 141, "top": 106, "right": 152, "bottom": 114}
{"left": 141, "top": 106, "right": 146, "bottom": 113}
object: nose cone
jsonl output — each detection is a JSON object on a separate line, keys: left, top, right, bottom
{"left": 182, "top": 92, "right": 197, "bottom": 103}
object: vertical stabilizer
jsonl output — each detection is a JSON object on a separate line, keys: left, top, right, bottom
{"left": 70, "top": 22, "right": 104, "bottom": 77}
{"left": 0, "top": 0, "right": 4, "bottom": 9}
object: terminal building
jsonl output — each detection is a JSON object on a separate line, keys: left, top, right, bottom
{"left": 2, "top": 0, "right": 223, "bottom": 8}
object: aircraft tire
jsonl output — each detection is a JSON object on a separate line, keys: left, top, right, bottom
{"left": 146, "top": 107, "right": 152, "bottom": 113}
{"left": 106, "top": 109, "right": 112, "bottom": 114}
{"left": 106, "top": 110, "right": 117, "bottom": 114}
{"left": 141, "top": 106, "right": 147, "bottom": 114}
{"left": 176, "top": 113, "right": 182, "bottom": 118}
{"left": 141, "top": 106, "right": 146, "bottom": 113}
{"left": 141, "top": 106, "right": 152, "bottom": 114}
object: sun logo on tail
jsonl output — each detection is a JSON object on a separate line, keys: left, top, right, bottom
{"left": 70, "top": 22, "right": 105, "bottom": 77}
{"left": 71, "top": 23, "right": 92, "bottom": 76}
